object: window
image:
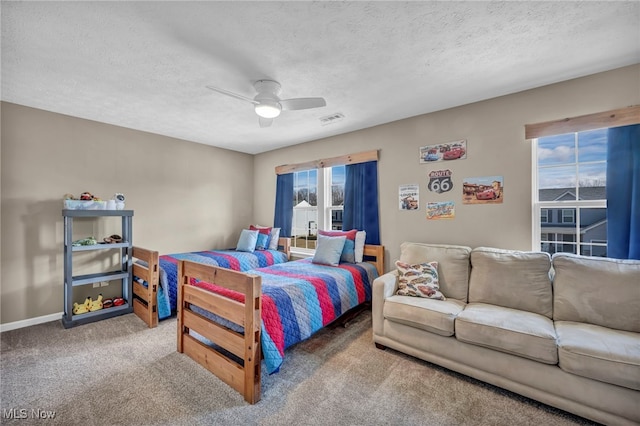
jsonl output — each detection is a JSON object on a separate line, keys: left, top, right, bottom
{"left": 561, "top": 209, "right": 575, "bottom": 224}
{"left": 533, "top": 129, "right": 607, "bottom": 257}
{"left": 291, "top": 166, "right": 345, "bottom": 253}
{"left": 540, "top": 209, "right": 550, "bottom": 223}
{"left": 292, "top": 169, "right": 317, "bottom": 251}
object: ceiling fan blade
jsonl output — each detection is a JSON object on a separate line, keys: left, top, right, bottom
{"left": 259, "top": 117, "right": 274, "bottom": 128}
{"left": 206, "top": 85, "right": 258, "bottom": 104}
{"left": 280, "top": 97, "right": 326, "bottom": 111}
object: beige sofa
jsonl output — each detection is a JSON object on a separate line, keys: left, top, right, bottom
{"left": 372, "top": 243, "right": 640, "bottom": 426}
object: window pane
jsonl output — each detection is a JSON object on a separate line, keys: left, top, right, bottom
{"left": 579, "top": 208, "right": 607, "bottom": 257}
{"left": 537, "top": 133, "right": 575, "bottom": 166}
{"left": 291, "top": 207, "right": 318, "bottom": 250}
{"left": 292, "top": 169, "right": 318, "bottom": 251}
{"left": 540, "top": 232, "right": 577, "bottom": 255}
{"left": 578, "top": 129, "right": 607, "bottom": 163}
{"left": 538, "top": 165, "right": 577, "bottom": 200}
{"left": 578, "top": 163, "right": 606, "bottom": 199}
{"left": 331, "top": 165, "right": 345, "bottom": 207}
{"left": 330, "top": 208, "right": 343, "bottom": 230}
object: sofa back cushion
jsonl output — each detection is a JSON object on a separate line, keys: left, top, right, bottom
{"left": 552, "top": 253, "right": 640, "bottom": 332}
{"left": 399, "top": 242, "right": 471, "bottom": 301}
{"left": 469, "top": 247, "right": 553, "bottom": 318}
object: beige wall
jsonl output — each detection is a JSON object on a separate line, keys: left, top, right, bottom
{"left": 254, "top": 65, "right": 640, "bottom": 270}
{"left": 1, "top": 103, "right": 254, "bottom": 324}
{"left": 2, "top": 65, "right": 638, "bottom": 325}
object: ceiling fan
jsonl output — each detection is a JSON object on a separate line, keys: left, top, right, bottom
{"left": 206, "top": 80, "right": 326, "bottom": 128}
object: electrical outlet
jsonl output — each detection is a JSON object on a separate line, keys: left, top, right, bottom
{"left": 93, "top": 282, "right": 100, "bottom": 288}
{"left": 100, "top": 281, "right": 109, "bottom": 287}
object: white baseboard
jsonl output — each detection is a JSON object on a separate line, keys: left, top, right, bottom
{"left": 0, "top": 312, "right": 62, "bottom": 333}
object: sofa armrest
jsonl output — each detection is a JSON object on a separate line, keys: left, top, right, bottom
{"left": 372, "top": 271, "right": 398, "bottom": 335}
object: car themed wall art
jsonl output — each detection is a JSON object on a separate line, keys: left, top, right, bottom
{"left": 428, "top": 169, "right": 453, "bottom": 193}
{"left": 419, "top": 140, "right": 467, "bottom": 164}
{"left": 462, "top": 176, "right": 504, "bottom": 204}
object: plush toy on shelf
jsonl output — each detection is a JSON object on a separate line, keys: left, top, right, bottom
{"left": 88, "top": 294, "right": 103, "bottom": 312}
{"left": 73, "top": 297, "right": 91, "bottom": 315}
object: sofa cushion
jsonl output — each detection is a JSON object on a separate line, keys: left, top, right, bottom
{"left": 552, "top": 253, "right": 640, "bottom": 333}
{"left": 384, "top": 295, "right": 466, "bottom": 337}
{"left": 395, "top": 260, "right": 445, "bottom": 300}
{"left": 469, "top": 247, "right": 552, "bottom": 318}
{"left": 456, "top": 303, "right": 558, "bottom": 364}
{"left": 399, "top": 242, "right": 472, "bottom": 301}
{"left": 555, "top": 321, "right": 640, "bottom": 390}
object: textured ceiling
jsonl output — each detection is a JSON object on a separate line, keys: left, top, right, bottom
{"left": 2, "top": 1, "right": 639, "bottom": 154}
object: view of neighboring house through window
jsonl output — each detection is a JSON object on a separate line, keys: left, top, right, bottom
{"left": 291, "top": 165, "right": 345, "bottom": 252}
{"left": 534, "top": 129, "right": 607, "bottom": 257}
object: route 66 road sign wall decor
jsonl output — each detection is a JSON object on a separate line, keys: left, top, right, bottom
{"left": 428, "top": 170, "right": 453, "bottom": 193}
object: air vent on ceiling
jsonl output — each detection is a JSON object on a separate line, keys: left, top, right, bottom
{"left": 319, "top": 112, "right": 345, "bottom": 126}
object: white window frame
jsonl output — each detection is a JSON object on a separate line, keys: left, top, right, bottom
{"left": 291, "top": 167, "right": 345, "bottom": 257}
{"left": 531, "top": 137, "right": 606, "bottom": 255}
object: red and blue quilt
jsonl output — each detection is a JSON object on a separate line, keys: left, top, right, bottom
{"left": 192, "top": 258, "right": 378, "bottom": 374}
{"left": 157, "top": 249, "right": 289, "bottom": 319}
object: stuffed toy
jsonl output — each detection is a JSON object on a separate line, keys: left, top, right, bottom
{"left": 88, "top": 294, "right": 103, "bottom": 312}
{"left": 73, "top": 297, "right": 91, "bottom": 315}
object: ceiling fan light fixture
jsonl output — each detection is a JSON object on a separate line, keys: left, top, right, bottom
{"left": 254, "top": 101, "right": 281, "bottom": 118}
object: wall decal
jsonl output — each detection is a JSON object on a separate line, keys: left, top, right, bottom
{"left": 419, "top": 140, "right": 467, "bottom": 163}
{"left": 428, "top": 169, "right": 453, "bottom": 193}
{"left": 399, "top": 184, "right": 419, "bottom": 210}
{"left": 462, "top": 176, "right": 504, "bottom": 204}
{"left": 427, "top": 201, "right": 455, "bottom": 220}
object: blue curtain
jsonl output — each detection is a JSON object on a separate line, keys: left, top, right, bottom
{"left": 274, "top": 173, "right": 294, "bottom": 237}
{"left": 343, "top": 161, "right": 380, "bottom": 245}
{"left": 606, "top": 124, "right": 640, "bottom": 260}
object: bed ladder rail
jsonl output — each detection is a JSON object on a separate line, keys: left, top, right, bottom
{"left": 132, "top": 246, "right": 160, "bottom": 328}
{"left": 177, "top": 260, "right": 262, "bottom": 404}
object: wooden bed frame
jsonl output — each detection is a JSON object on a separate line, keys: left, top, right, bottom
{"left": 176, "top": 244, "right": 384, "bottom": 404}
{"left": 130, "top": 238, "right": 291, "bottom": 328}
{"left": 132, "top": 246, "right": 160, "bottom": 328}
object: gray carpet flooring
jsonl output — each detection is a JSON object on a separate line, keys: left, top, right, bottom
{"left": 1, "top": 310, "right": 598, "bottom": 426}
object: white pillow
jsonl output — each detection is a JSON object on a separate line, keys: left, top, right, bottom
{"left": 236, "top": 229, "right": 259, "bottom": 253}
{"left": 269, "top": 227, "right": 281, "bottom": 250}
{"left": 355, "top": 230, "right": 366, "bottom": 263}
{"left": 312, "top": 235, "right": 347, "bottom": 266}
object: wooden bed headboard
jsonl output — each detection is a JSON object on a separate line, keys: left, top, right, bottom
{"left": 363, "top": 244, "right": 385, "bottom": 276}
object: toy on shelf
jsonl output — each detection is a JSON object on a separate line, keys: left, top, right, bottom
{"left": 113, "top": 297, "right": 126, "bottom": 306}
{"left": 63, "top": 192, "right": 106, "bottom": 210}
{"left": 88, "top": 294, "right": 103, "bottom": 312}
{"left": 72, "top": 237, "right": 98, "bottom": 247}
{"left": 102, "top": 298, "right": 114, "bottom": 308}
{"left": 103, "top": 234, "right": 122, "bottom": 244}
{"left": 73, "top": 297, "right": 91, "bottom": 315}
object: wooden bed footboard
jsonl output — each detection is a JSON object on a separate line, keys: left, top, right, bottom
{"left": 132, "top": 246, "right": 160, "bottom": 328}
{"left": 177, "top": 260, "right": 262, "bottom": 404}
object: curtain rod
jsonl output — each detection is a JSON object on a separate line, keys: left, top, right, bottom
{"left": 525, "top": 105, "right": 640, "bottom": 140}
{"left": 275, "top": 149, "right": 379, "bottom": 175}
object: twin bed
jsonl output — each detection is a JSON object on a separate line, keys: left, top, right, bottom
{"left": 130, "top": 239, "right": 384, "bottom": 403}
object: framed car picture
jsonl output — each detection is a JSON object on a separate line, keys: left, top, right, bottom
{"left": 462, "top": 176, "right": 504, "bottom": 204}
{"left": 419, "top": 139, "right": 467, "bottom": 163}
